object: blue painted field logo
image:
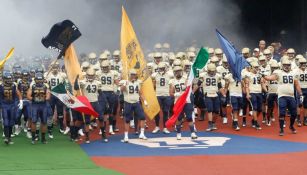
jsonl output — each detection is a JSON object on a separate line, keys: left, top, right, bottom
{"left": 127, "top": 137, "right": 231, "bottom": 149}
{"left": 81, "top": 132, "right": 307, "bottom": 157}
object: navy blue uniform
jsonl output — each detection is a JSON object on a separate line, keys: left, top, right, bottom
{"left": 31, "top": 84, "right": 48, "bottom": 124}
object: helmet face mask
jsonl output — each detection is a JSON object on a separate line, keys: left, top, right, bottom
{"left": 223, "top": 62, "right": 229, "bottom": 69}
{"left": 35, "top": 73, "right": 44, "bottom": 86}
{"left": 259, "top": 60, "right": 266, "bottom": 67}
{"left": 129, "top": 73, "right": 137, "bottom": 81}
{"left": 158, "top": 67, "right": 166, "bottom": 74}
{"left": 86, "top": 74, "right": 95, "bottom": 82}
{"left": 102, "top": 66, "right": 109, "bottom": 73}
{"left": 251, "top": 66, "right": 259, "bottom": 73}
{"left": 288, "top": 53, "right": 295, "bottom": 59}
{"left": 114, "top": 55, "right": 120, "bottom": 62}
{"left": 283, "top": 64, "right": 291, "bottom": 72}
{"left": 175, "top": 70, "right": 182, "bottom": 79}
{"left": 22, "top": 72, "right": 29, "bottom": 82}
{"left": 3, "top": 74, "right": 13, "bottom": 86}
{"left": 184, "top": 65, "right": 191, "bottom": 72}
{"left": 208, "top": 70, "right": 216, "bottom": 76}
{"left": 300, "top": 63, "right": 306, "bottom": 69}
{"left": 154, "top": 57, "right": 162, "bottom": 64}
{"left": 243, "top": 53, "right": 250, "bottom": 59}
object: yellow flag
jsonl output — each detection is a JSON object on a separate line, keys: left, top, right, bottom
{"left": 0, "top": 48, "right": 14, "bottom": 69}
{"left": 64, "top": 44, "right": 83, "bottom": 86}
{"left": 120, "top": 6, "right": 160, "bottom": 120}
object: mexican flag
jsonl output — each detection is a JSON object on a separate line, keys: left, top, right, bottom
{"left": 165, "top": 47, "right": 209, "bottom": 128}
{"left": 51, "top": 83, "right": 98, "bottom": 117}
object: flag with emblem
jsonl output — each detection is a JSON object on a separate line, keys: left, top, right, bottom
{"left": 51, "top": 83, "right": 98, "bottom": 117}
{"left": 121, "top": 6, "right": 160, "bottom": 120}
{"left": 166, "top": 47, "right": 209, "bottom": 128}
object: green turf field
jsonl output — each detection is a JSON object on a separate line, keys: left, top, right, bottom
{"left": 0, "top": 127, "right": 121, "bottom": 175}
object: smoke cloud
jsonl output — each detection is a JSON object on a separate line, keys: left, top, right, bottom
{"left": 0, "top": 0, "right": 248, "bottom": 59}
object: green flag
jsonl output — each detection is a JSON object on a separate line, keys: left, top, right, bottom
{"left": 192, "top": 47, "right": 209, "bottom": 77}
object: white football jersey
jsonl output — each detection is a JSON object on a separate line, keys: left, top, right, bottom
{"left": 97, "top": 70, "right": 119, "bottom": 91}
{"left": 152, "top": 72, "right": 172, "bottom": 96}
{"left": 169, "top": 77, "right": 187, "bottom": 102}
{"left": 200, "top": 72, "right": 221, "bottom": 97}
{"left": 273, "top": 70, "right": 298, "bottom": 98}
{"left": 120, "top": 80, "right": 142, "bottom": 103}
{"left": 45, "top": 72, "right": 66, "bottom": 89}
{"left": 245, "top": 72, "right": 262, "bottom": 93}
{"left": 79, "top": 80, "right": 102, "bottom": 102}
{"left": 224, "top": 73, "right": 242, "bottom": 97}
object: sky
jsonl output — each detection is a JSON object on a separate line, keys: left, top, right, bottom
{"left": 0, "top": 0, "right": 248, "bottom": 59}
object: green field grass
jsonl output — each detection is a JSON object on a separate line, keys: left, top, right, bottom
{"left": 0, "top": 127, "right": 121, "bottom": 175}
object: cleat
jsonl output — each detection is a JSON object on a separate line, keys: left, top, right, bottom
{"left": 78, "top": 129, "right": 85, "bottom": 136}
{"left": 279, "top": 130, "right": 284, "bottom": 136}
{"left": 31, "top": 140, "right": 35, "bottom": 145}
{"left": 139, "top": 134, "right": 147, "bottom": 140}
{"left": 59, "top": 129, "right": 64, "bottom": 134}
{"left": 14, "top": 126, "right": 21, "bottom": 136}
{"left": 271, "top": 118, "right": 275, "bottom": 122}
{"left": 85, "top": 139, "right": 90, "bottom": 144}
{"left": 103, "top": 139, "right": 108, "bottom": 143}
{"left": 113, "top": 128, "right": 119, "bottom": 132}
{"left": 191, "top": 132, "right": 198, "bottom": 139}
{"left": 63, "top": 127, "right": 70, "bottom": 135}
{"left": 290, "top": 126, "right": 297, "bottom": 134}
{"left": 242, "top": 121, "right": 247, "bottom": 127}
{"left": 266, "top": 121, "right": 271, "bottom": 126}
{"left": 4, "top": 138, "right": 9, "bottom": 145}
{"left": 41, "top": 139, "right": 47, "bottom": 144}
{"left": 297, "top": 120, "right": 302, "bottom": 127}
{"left": 35, "top": 135, "right": 39, "bottom": 141}
{"left": 163, "top": 128, "right": 170, "bottom": 134}
{"left": 251, "top": 120, "right": 256, "bottom": 128}
{"left": 123, "top": 137, "right": 129, "bottom": 143}
{"left": 255, "top": 121, "right": 261, "bottom": 130}
{"left": 212, "top": 123, "right": 217, "bottom": 130}
{"left": 109, "top": 127, "right": 115, "bottom": 135}
{"left": 27, "top": 132, "right": 32, "bottom": 139}
{"left": 206, "top": 125, "right": 214, "bottom": 132}
{"left": 222, "top": 117, "right": 228, "bottom": 124}
{"left": 152, "top": 127, "right": 160, "bottom": 134}
{"left": 176, "top": 133, "right": 182, "bottom": 140}
{"left": 48, "top": 133, "right": 54, "bottom": 139}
